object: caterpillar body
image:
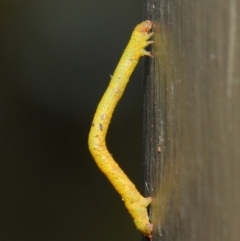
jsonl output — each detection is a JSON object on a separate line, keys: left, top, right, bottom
{"left": 88, "top": 20, "right": 153, "bottom": 238}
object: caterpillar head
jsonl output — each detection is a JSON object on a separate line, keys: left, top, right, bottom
{"left": 135, "top": 20, "right": 152, "bottom": 33}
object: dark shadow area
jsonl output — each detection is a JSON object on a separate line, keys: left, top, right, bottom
{"left": 0, "top": 1, "right": 146, "bottom": 240}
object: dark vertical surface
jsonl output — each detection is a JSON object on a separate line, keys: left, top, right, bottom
{"left": 144, "top": 0, "right": 240, "bottom": 241}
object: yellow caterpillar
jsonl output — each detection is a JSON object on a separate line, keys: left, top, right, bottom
{"left": 88, "top": 20, "right": 153, "bottom": 238}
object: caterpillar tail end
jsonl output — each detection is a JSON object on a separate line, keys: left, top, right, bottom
{"left": 147, "top": 223, "right": 153, "bottom": 241}
{"left": 133, "top": 197, "right": 153, "bottom": 239}
{"left": 142, "top": 221, "right": 153, "bottom": 240}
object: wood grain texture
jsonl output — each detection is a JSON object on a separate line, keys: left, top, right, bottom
{"left": 144, "top": 0, "right": 240, "bottom": 240}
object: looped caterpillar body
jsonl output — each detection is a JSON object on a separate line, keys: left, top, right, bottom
{"left": 88, "top": 20, "right": 153, "bottom": 238}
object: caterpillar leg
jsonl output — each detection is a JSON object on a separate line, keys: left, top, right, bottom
{"left": 141, "top": 40, "right": 154, "bottom": 57}
{"left": 141, "top": 49, "right": 153, "bottom": 57}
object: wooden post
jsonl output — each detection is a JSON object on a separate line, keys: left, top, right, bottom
{"left": 143, "top": 0, "right": 240, "bottom": 240}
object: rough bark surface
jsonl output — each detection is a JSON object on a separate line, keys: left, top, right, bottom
{"left": 143, "top": 0, "right": 240, "bottom": 240}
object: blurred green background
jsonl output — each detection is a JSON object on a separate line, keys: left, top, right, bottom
{"left": 0, "top": 1, "right": 147, "bottom": 241}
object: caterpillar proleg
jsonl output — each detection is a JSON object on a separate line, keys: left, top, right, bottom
{"left": 88, "top": 20, "right": 153, "bottom": 238}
